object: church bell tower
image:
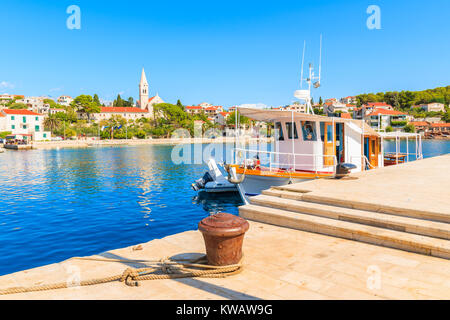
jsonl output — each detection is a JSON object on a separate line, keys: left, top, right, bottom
{"left": 139, "top": 68, "right": 149, "bottom": 110}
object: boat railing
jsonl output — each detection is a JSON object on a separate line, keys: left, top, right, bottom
{"left": 233, "top": 148, "right": 337, "bottom": 175}
{"left": 350, "top": 155, "right": 376, "bottom": 170}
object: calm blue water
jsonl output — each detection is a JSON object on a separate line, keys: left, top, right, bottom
{"left": 0, "top": 143, "right": 242, "bottom": 276}
{"left": 0, "top": 140, "right": 449, "bottom": 276}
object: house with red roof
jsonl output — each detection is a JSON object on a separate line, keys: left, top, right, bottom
{"left": 78, "top": 106, "right": 151, "bottom": 122}
{"left": 214, "top": 111, "right": 231, "bottom": 126}
{"left": 0, "top": 109, "right": 50, "bottom": 141}
{"left": 340, "top": 96, "right": 357, "bottom": 105}
{"left": 365, "top": 108, "right": 408, "bottom": 131}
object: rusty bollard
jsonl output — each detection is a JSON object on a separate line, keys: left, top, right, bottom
{"left": 198, "top": 212, "right": 249, "bottom": 266}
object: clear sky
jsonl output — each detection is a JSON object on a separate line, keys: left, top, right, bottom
{"left": 1, "top": 0, "right": 449, "bottom": 108}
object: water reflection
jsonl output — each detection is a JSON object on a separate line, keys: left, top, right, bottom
{"left": 192, "top": 191, "right": 243, "bottom": 214}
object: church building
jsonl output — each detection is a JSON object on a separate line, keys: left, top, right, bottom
{"left": 137, "top": 68, "right": 164, "bottom": 116}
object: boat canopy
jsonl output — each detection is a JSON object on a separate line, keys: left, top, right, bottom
{"left": 236, "top": 107, "right": 380, "bottom": 137}
{"left": 378, "top": 132, "right": 421, "bottom": 139}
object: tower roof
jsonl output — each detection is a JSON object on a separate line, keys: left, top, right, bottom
{"left": 140, "top": 68, "right": 148, "bottom": 85}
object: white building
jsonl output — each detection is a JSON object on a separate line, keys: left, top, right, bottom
{"left": 411, "top": 103, "right": 445, "bottom": 113}
{"left": 340, "top": 96, "right": 357, "bottom": 104}
{"left": 214, "top": 111, "right": 231, "bottom": 125}
{"left": 136, "top": 68, "right": 165, "bottom": 115}
{"left": 78, "top": 106, "right": 151, "bottom": 122}
{"left": 0, "top": 109, "right": 50, "bottom": 141}
{"left": 281, "top": 103, "right": 307, "bottom": 113}
{"left": 57, "top": 96, "right": 73, "bottom": 106}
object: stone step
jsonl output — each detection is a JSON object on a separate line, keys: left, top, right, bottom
{"left": 250, "top": 195, "right": 450, "bottom": 240}
{"left": 274, "top": 186, "right": 450, "bottom": 224}
{"left": 261, "top": 188, "right": 305, "bottom": 200}
{"left": 239, "top": 204, "right": 450, "bottom": 260}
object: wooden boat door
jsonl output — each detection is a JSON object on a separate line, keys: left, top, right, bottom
{"left": 323, "top": 122, "right": 335, "bottom": 166}
{"left": 368, "top": 136, "right": 378, "bottom": 167}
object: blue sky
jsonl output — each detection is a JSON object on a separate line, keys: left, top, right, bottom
{"left": 0, "top": 0, "right": 449, "bottom": 108}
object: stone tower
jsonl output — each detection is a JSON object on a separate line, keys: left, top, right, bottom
{"left": 139, "top": 68, "right": 149, "bottom": 111}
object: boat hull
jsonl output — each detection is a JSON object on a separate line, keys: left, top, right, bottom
{"left": 237, "top": 173, "right": 307, "bottom": 197}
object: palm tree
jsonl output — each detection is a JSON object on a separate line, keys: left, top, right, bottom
{"left": 43, "top": 115, "right": 61, "bottom": 134}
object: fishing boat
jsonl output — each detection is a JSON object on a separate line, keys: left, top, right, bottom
{"left": 223, "top": 39, "right": 422, "bottom": 204}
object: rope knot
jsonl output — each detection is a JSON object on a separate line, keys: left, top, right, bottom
{"left": 120, "top": 268, "right": 140, "bottom": 287}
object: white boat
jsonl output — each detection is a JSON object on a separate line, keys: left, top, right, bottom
{"left": 223, "top": 41, "right": 423, "bottom": 204}
{"left": 192, "top": 158, "right": 238, "bottom": 193}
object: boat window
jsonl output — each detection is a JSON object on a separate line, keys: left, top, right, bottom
{"left": 285, "top": 122, "right": 298, "bottom": 139}
{"left": 327, "top": 124, "right": 333, "bottom": 143}
{"left": 275, "top": 122, "right": 284, "bottom": 141}
{"left": 320, "top": 122, "right": 325, "bottom": 141}
{"left": 301, "top": 121, "right": 317, "bottom": 141}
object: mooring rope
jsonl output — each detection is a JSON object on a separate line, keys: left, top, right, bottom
{"left": 0, "top": 255, "right": 243, "bottom": 296}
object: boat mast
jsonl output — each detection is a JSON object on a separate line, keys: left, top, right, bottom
{"left": 296, "top": 35, "right": 322, "bottom": 115}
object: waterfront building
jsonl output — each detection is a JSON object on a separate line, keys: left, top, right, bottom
{"left": 340, "top": 96, "right": 357, "bottom": 104}
{"left": 185, "top": 104, "right": 224, "bottom": 117}
{"left": 0, "top": 94, "right": 24, "bottom": 105}
{"left": 409, "top": 121, "right": 430, "bottom": 133}
{"left": 214, "top": 111, "right": 231, "bottom": 126}
{"left": 15, "top": 96, "right": 50, "bottom": 113}
{"left": 280, "top": 103, "right": 307, "bottom": 113}
{"left": 57, "top": 96, "right": 73, "bottom": 106}
{"left": 411, "top": 103, "right": 445, "bottom": 113}
{"left": 0, "top": 109, "right": 50, "bottom": 141}
{"left": 365, "top": 108, "right": 408, "bottom": 131}
{"left": 185, "top": 106, "right": 203, "bottom": 115}
{"left": 78, "top": 106, "right": 151, "bottom": 122}
{"left": 429, "top": 123, "right": 450, "bottom": 134}
{"left": 366, "top": 102, "right": 393, "bottom": 110}
{"left": 136, "top": 68, "right": 164, "bottom": 115}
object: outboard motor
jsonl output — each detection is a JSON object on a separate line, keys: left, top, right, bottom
{"left": 335, "top": 163, "right": 357, "bottom": 179}
{"left": 192, "top": 171, "right": 214, "bottom": 191}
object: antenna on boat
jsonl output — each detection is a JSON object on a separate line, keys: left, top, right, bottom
{"left": 294, "top": 35, "right": 323, "bottom": 115}
{"left": 300, "top": 40, "right": 306, "bottom": 89}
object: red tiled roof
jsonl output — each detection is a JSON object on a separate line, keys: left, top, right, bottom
{"left": 205, "top": 106, "right": 219, "bottom": 110}
{"left": 2, "top": 109, "right": 42, "bottom": 116}
{"left": 431, "top": 123, "right": 450, "bottom": 127}
{"left": 148, "top": 96, "right": 157, "bottom": 102}
{"left": 219, "top": 112, "right": 230, "bottom": 117}
{"left": 340, "top": 113, "right": 352, "bottom": 119}
{"left": 367, "top": 108, "right": 407, "bottom": 116}
{"left": 186, "top": 106, "right": 202, "bottom": 110}
{"left": 100, "top": 107, "right": 148, "bottom": 113}
{"left": 367, "top": 102, "right": 392, "bottom": 107}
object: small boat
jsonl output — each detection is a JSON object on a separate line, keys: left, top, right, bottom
{"left": 192, "top": 159, "right": 238, "bottom": 193}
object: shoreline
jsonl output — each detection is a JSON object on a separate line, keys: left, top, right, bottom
{"left": 29, "top": 137, "right": 273, "bottom": 150}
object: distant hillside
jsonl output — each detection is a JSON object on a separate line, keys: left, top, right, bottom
{"left": 355, "top": 86, "right": 450, "bottom": 110}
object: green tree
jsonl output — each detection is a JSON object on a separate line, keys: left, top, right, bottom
{"left": 71, "top": 95, "right": 100, "bottom": 121}
{"left": 404, "top": 124, "right": 415, "bottom": 133}
{"left": 43, "top": 115, "right": 61, "bottom": 134}
{"left": 9, "top": 103, "right": 28, "bottom": 109}
{"left": 93, "top": 94, "right": 101, "bottom": 106}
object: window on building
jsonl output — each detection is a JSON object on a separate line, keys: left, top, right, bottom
{"left": 301, "top": 121, "right": 317, "bottom": 141}
{"left": 11, "top": 125, "right": 15, "bottom": 129}
{"left": 285, "top": 122, "right": 298, "bottom": 139}
{"left": 11, "top": 116, "right": 15, "bottom": 120}
{"left": 23, "top": 116, "right": 26, "bottom": 123}
{"left": 35, "top": 125, "right": 40, "bottom": 132}
{"left": 35, "top": 117, "right": 38, "bottom": 121}
{"left": 275, "top": 122, "right": 284, "bottom": 141}
{"left": 43, "top": 133, "right": 47, "bottom": 138}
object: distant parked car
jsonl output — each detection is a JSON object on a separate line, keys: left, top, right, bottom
{"left": 51, "top": 136, "right": 63, "bottom": 141}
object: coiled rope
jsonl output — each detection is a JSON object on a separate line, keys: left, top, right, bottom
{"left": 0, "top": 255, "right": 243, "bottom": 296}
